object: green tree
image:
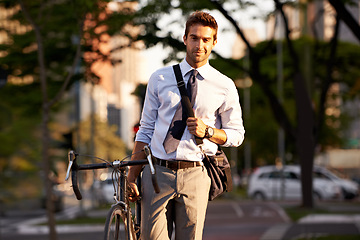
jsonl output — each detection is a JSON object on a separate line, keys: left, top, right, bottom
{"left": 0, "top": 84, "right": 42, "bottom": 204}
{"left": 0, "top": 0, "right": 137, "bottom": 239}
{"left": 131, "top": 0, "right": 360, "bottom": 208}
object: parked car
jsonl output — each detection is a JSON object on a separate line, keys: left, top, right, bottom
{"left": 247, "top": 165, "right": 342, "bottom": 201}
{"left": 313, "top": 166, "right": 359, "bottom": 200}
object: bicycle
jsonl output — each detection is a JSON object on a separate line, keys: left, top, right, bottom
{"left": 65, "top": 145, "right": 160, "bottom": 240}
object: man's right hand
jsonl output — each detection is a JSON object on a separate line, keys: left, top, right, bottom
{"left": 127, "top": 141, "right": 148, "bottom": 202}
{"left": 128, "top": 181, "right": 140, "bottom": 202}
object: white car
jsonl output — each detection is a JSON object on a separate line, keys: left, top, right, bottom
{"left": 247, "top": 165, "right": 342, "bottom": 201}
{"left": 313, "top": 166, "right": 359, "bottom": 200}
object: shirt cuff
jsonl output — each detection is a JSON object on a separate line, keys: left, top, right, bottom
{"left": 221, "top": 129, "right": 245, "bottom": 147}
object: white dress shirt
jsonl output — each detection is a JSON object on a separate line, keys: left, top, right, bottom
{"left": 135, "top": 59, "right": 245, "bottom": 161}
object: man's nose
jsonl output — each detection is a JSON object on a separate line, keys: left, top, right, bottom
{"left": 196, "top": 39, "right": 204, "bottom": 48}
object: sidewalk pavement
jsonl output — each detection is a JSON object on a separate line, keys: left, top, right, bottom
{"left": 261, "top": 214, "right": 360, "bottom": 240}
{"left": 3, "top": 200, "right": 360, "bottom": 239}
{"left": 6, "top": 211, "right": 360, "bottom": 239}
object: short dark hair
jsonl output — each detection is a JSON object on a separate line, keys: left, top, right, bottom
{"left": 184, "top": 11, "right": 218, "bottom": 41}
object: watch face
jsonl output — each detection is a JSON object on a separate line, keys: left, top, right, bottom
{"left": 208, "top": 127, "right": 214, "bottom": 137}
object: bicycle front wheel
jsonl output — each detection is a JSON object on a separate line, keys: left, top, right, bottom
{"left": 104, "top": 204, "right": 128, "bottom": 240}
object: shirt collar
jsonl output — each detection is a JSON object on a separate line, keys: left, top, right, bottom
{"left": 179, "top": 59, "right": 211, "bottom": 80}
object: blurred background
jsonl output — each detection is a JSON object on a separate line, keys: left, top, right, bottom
{"left": 0, "top": 0, "right": 360, "bottom": 239}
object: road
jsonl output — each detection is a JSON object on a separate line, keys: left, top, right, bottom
{"left": 0, "top": 199, "right": 289, "bottom": 240}
{"left": 203, "top": 200, "right": 289, "bottom": 240}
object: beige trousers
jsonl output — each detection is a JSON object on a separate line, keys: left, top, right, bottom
{"left": 140, "top": 164, "right": 211, "bottom": 240}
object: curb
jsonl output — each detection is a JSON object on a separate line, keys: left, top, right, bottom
{"left": 260, "top": 223, "right": 292, "bottom": 240}
{"left": 17, "top": 224, "right": 105, "bottom": 235}
{"left": 260, "top": 214, "right": 360, "bottom": 240}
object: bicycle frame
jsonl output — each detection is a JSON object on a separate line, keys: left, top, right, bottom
{"left": 65, "top": 145, "right": 159, "bottom": 240}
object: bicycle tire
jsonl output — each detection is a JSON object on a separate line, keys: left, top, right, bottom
{"left": 104, "top": 204, "right": 129, "bottom": 240}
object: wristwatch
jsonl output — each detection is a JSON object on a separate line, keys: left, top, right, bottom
{"left": 205, "top": 126, "right": 214, "bottom": 138}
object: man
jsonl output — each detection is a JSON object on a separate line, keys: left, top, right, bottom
{"left": 127, "top": 11, "right": 245, "bottom": 240}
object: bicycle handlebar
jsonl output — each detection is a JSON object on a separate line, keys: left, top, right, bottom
{"left": 65, "top": 150, "right": 83, "bottom": 200}
{"left": 65, "top": 146, "right": 160, "bottom": 200}
{"left": 71, "top": 164, "right": 82, "bottom": 200}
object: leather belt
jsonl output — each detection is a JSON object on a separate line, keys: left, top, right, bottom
{"left": 155, "top": 158, "right": 202, "bottom": 171}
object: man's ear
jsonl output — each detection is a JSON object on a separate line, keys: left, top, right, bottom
{"left": 183, "top": 35, "right": 187, "bottom": 45}
{"left": 213, "top": 39, "right": 217, "bottom": 47}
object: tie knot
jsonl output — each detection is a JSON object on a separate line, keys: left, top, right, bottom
{"left": 190, "top": 69, "right": 198, "bottom": 84}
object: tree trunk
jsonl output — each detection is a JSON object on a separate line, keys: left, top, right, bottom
{"left": 18, "top": 2, "right": 83, "bottom": 238}
{"left": 328, "top": 0, "right": 360, "bottom": 42}
{"left": 293, "top": 72, "right": 315, "bottom": 208}
{"left": 23, "top": 3, "right": 59, "bottom": 237}
{"left": 42, "top": 104, "right": 58, "bottom": 240}
{"left": 274, "top": 0, "right": 316, "bottom": 208}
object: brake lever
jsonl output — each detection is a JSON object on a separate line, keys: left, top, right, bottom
{"left": 143, "top": 145, "right": 160, "bottom": 193}
{"left": 65, "top": 150, "right": 75, "bottom": 181}
{"left": 144, "top": 146, "right": 156, "bottom": 175}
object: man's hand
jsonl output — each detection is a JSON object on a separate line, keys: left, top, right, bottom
{"left": 128, "top": 181, "right": 140, "bottom": 202}
{"left": 127, "top": 141, "right": 148, "bottom": 202}
{"left": 186, "top": 117, "right": 207, "bottom": 138}
{"left": 186, "top": 117, "right": 227, "bottom": 145}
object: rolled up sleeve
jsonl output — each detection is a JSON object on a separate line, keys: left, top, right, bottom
{"left": 218, "top": 83, "right": 245, "bottom": 148}
{"left": 135, "top": 73, "right": 159, "bottom": 145}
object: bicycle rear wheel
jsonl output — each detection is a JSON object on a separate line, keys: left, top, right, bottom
{"left": 104, "top": 204, "right": 128, "bottom": 240}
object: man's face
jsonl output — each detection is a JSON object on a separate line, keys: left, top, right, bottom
{"left": 183, "top": 24, "right": 217, "bottom": 68}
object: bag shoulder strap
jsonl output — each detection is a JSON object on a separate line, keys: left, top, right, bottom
{"left": 172, "top": 64, "right": 203, "bottom": 145}
{"left": 173, "top": 64, "right": 188, "bottom": 98}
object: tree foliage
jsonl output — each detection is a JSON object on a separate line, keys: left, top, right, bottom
{"left": 131, "top": 0, "right": 360, "bottom": 161}
{"left": 0, "top": 0, "right": 135, "bottom": 189}
{"left": 0, "top": 83, "right": 42, "bottom": 202}
{"left": 130, "top": 0, "right": 360, "bottom": 208}
{"left": 0, "top": 0, "right": 138, "bottom": 238}
{"left": 1, "top": 0, "right": 359, "bottom": 214}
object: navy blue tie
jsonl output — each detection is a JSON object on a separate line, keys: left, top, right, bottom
{"left": 163, "top": 70, "right": 198, "bottom": 154}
